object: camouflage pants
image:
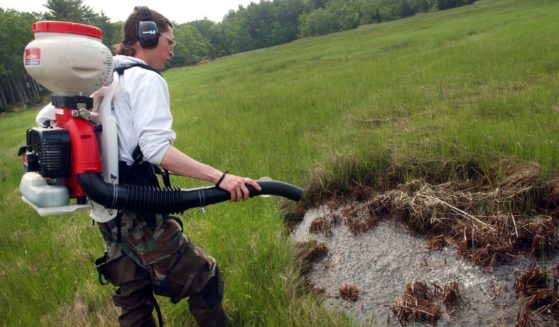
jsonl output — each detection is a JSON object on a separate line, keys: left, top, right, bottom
{"left": 96, "top": 211, "right": 229, "bottom": 327}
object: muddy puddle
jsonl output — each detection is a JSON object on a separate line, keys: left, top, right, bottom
{"left": 292, "top": 205, "right": 559, "bottom": 326}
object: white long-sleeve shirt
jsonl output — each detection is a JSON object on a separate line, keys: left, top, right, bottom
{"left": 111, "top": 55, "right": 176, "bottom": 165}
{"left": 36, "top": 55, "right": 176, "bottom": 166}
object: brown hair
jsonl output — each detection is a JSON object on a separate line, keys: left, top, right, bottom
{"left": 113, "top": 7, "right": 173, "bottom": 56}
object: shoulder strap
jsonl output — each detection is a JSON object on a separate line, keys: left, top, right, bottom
{"left": 131, "top": 145, "right": 172, "bottom": 188}
{"left": 114, "top": 63, "right": 161, "bottom": 76}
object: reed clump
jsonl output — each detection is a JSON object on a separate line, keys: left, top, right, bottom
{"left": 290, "top": 158, "right": 558, "bottom": 269}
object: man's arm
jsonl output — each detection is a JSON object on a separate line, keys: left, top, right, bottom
{"left": 160, "top": 145, "right": 261, "bottom": 201}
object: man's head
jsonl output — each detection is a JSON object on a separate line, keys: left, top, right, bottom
{"left": 115, "top": 6, "right": 175, "bottom": 69}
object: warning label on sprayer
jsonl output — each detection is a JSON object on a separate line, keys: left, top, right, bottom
{"left": 24, "top": 48, "right": 41, "bottom": 65}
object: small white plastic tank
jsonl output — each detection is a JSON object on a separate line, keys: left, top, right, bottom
{"left": 23, "top": 21, "right": 114, "bottom": 96}
{"left": 19, "top": 172, "right": 69, "bottom": 207}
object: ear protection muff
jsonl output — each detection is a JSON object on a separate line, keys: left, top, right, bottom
{"left": 136, "top": 6, "right": 159, "bottom": 49}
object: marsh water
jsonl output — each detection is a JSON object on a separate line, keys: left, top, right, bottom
{"left": 291, "top": 206, "right": 558, "bottom": 326}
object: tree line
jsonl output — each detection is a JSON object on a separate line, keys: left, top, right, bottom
{"left": 0, "top": 0, "right": 476, "bottom": 111}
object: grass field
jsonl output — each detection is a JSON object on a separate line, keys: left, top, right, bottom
{"left": 1, "top": 0, "right": 558, "bottom": 325}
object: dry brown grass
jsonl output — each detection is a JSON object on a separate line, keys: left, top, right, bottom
{"left": 426, "top": 235, "right": 448, "bottom": 251}
{"left": 514, "top": 263, "right": 559, "bottom": 327}
{"left": 339, "top": 284, "right": 360, "bottom": 302}
{"left": 299, "top": 160, "right": 558, "bottom": 269}
{"left": 309, "top": 216, "right": 333, "bottom": 236}
{"left": 453, "top": 214, "right": 556, "bottom": 268}
{"left": 389, "top": 280, "right": 463, "bottom": 326}
{"left": 295, "top": 240, "right": 329, "bottom": 275}
{"left": 41, "top": 283, "right": 119, "bottom": 327}
{"left": 331, "top": 172, "right": 558, "bottom": 268}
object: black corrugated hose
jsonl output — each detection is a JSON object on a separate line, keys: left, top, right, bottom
{"left": 77, "top": 172, "right": 303, "bottom": 214}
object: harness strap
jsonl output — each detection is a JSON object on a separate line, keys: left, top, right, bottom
{"left": 131, "top": 145, "right": 172, "bottom": 188}
{"left": 114, "top": 63, "right": 161, "bottom": 76}
{"left": 151, "top": 293, "right": 164, "bottom": 327}
{"left": 116, "top": 213, "right": 122, "bottom": 243}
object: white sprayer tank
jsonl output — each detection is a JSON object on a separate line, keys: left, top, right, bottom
{"left": 23, "top": 21, "right": 114, "bottom": 96}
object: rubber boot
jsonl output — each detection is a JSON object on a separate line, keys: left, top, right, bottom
{"left": 189, "top": 297, "right": 230, "bottom": 327}
{"left": 113, "top": 279, "right": 157, "bottom": 327}
{"left": 188, "top": 266, "right": 230, "bottom": 327}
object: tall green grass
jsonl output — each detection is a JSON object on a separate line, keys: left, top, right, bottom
{"left": 1, "top": 0, "right": 558, "bottom": 325}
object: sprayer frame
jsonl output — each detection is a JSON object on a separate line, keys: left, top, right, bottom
{"left": 51, "top": 96, "right": 102, "bottom": 199}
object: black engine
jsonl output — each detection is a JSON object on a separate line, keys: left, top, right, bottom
{"left": 20, "top": 127, "right": 71, "bottom": 178}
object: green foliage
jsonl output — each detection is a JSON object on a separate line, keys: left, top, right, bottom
{"left": 42, "top": 0, "right": 119, "bottom": 47}
{"left": 298, "top": 8, "right": 337, "bottom": 36}
{"left": 0, "top": 9, "right": 41, "bottom": 111}
{"left": 188, "top": 19, "right": 224, "bottom": 58}
{"left": 270, "top": 0, "right": 308, "bottom": 44}
{"left": 298, "top": 0, "right": 430, "bottom": 37}
{"left": 309, "top": 0, "right": 329, "bottom": 9}
{"left": 437, "top": 0, "right": 476, "bottom": 10}
{"left": 218, "top": 10, "right": 253, "bottom": 54}
{"left": 43, "top": 0, "right": 96, "bottom": 23}
{"left": 0, "top": 9, "right": 36, "bottom": 77}
{"left": 107, "top": 21, "right": 123, "bottom": 48}
{"left": 171, "top": 24, "right": 211, "bottom": 66}
{"left": 214, "top": 0, "right": 307, "bottom": 52}
{"left": 327, "top": 0, "right": 362, "bottom": 30}
{"left": 300, "top": 0, "right": 363, "bottom": 37}
{"left": 89, "top": 11, "right": 117, "bottom": 47}
{"left": 399, "top": 0, "right": 417, "bottom": 17}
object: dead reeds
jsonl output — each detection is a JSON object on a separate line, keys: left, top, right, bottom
{"left": 426, "top": 235, "right": 448, "bottom": 251}
{"left": 453, "top": 214, "right": 556, "bottom": 267}
{"left": 514, "top": 263, "right": 559, "bottom": 327}
{"left": 359, "top": 163, "right": 558, "bottom": 268}
{"left": 295, "top": 240, "right": 329, "bottom": 275}
{"left": 309, "top": 216, "right": 333, "bottom": 236}
{"left": 339, "top": 284, "right": 360, "bottom": 302}
{"left": 308, "top": 199, "right": 386, "bottom": 236}
{"left": 341, "top": 200, "right": 382, "bottom": 235}
{"left": 389, "top": 280, "right": 464, "bottom": 326}
{"left": 304, "top": 161, "right": 557, "bottom": 268}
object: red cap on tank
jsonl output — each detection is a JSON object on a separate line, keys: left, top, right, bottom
{"left": 32, "top": 21, "right": 102, "bottom": 39}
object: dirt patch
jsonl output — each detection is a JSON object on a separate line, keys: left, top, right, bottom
{"left": 290, "top": 159, "right": 559, "bottom": 326}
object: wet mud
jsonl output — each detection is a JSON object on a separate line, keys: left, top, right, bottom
{"left": 292, "top": 206, "right": 558, "bottom": 326}
{"left": 287, "top": 160, "right": 559, "bottom": 326}
{"left": 298, "top": 207, "right": 557, "bottom": 326}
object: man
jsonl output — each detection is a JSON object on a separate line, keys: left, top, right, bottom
{"left": 39, "top": 6, "right": 261, "bottom": 326}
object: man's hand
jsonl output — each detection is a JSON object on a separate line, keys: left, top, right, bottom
{"left": 217, "top": 174, "right": 262, "bottom": 202}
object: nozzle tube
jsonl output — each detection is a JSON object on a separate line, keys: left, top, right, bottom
{"left": 77, "top": 173, "right": 303, "bottom": 214}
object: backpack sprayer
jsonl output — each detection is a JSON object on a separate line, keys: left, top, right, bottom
{"left": 19, "top": 21, "right": 303, "bottom": 219}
